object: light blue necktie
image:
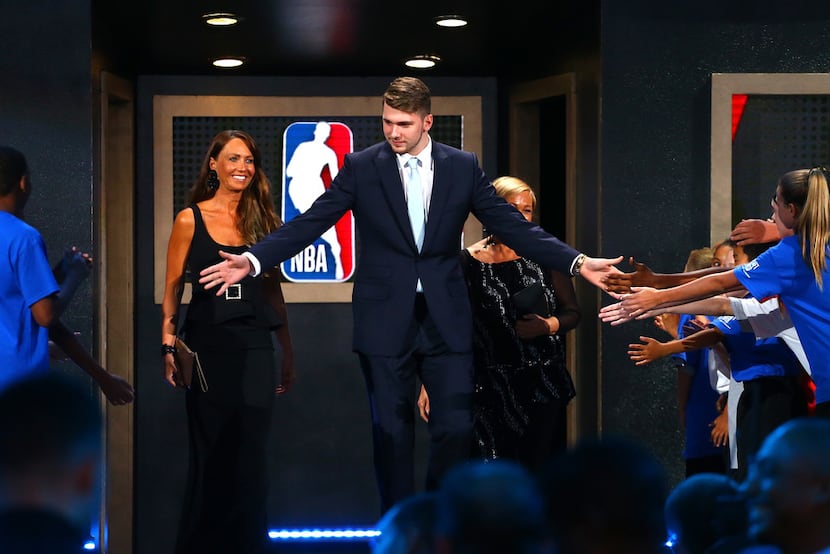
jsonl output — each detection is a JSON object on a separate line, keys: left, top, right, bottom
{"left": 406, "top": 157, "right": 425, "bottom": 251}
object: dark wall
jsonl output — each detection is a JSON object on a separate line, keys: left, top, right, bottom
{"left": 134, "top": 76, "right": 497, "bottom": 553}
{"left": 600, "top": 1, "right": 830, "bottom": 484}
{"left": 0, "top": 3, "right": 95, "bottom": 370}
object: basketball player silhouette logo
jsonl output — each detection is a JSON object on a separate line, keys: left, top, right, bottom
{"left": 282, "top": 121, "right": 355, "bottom": 282}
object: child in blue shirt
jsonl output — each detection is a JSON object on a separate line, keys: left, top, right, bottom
{"left": 622, "top": 167, "right": 830, "bottom": 416}
{"left": 0, "top": 145, "right": 133, "bottom": 404}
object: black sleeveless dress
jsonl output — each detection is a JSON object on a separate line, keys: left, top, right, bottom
{"left": 460, "top": 250, "right": 576, "bottom": 463}
{"left": 175, "top": 204, "right": 282, "bottom": 554}
{"left": 182, "top": 204, "right": 282, "bottom": 406}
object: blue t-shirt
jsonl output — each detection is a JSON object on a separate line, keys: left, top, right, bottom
{"left": 734, "top": 235, "right": 830, "bottom": 402}
{"left": 673, "top": 314, "right": 721, "bottom": 459}
{"left": 0, "top": 211, "right": 59, "bottom": 390}
{"left": 710, "top": 315, "right": 802, "bottom": 382}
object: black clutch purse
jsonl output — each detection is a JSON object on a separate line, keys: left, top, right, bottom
{"left": 511, "top": 281, "right": 549, "bottom": 317}
{"left": 174, "top": 337, "right": 209, "bottom": 392}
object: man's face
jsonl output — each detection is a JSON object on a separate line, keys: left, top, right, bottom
{"left": 742, "top": 438, "right": 812, "bottom": 546}
{"left": 382, "top": 102, "right": 433, "bottom": 156}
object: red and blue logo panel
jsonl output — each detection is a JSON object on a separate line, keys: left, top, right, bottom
{"left": 281, "top": 121, "right": 355, "bottom": 282}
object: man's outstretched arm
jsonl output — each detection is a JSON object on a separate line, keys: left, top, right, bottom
{"left": 199, "top": 250, "right": 255, "bottom": 296}
{"left": 577, "top": 255, "right": 625, "bottom": 293}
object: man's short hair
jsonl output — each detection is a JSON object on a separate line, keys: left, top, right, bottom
{"left": 383, "top": 77, "right": 431, "bottom": 115}
{"left": 0, "top": 146, "right": 28, "bottom": 197}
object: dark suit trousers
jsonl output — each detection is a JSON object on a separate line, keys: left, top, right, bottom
{"left": 359, "top": 294, "right": 474, "bottom": 513}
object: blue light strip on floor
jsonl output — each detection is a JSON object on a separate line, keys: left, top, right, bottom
{"left": 268, "top": 528, "right": 380, "bottom": 542}
{"left": 82, "top": 527, "right": 380, "bottom": 550}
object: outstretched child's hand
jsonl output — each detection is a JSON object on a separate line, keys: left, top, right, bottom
{"left": 98, "top": 371, "right": 135, "bottom": 406}
{"left": 627, "top": 336, "right": 670, "bottom": 366}
{"left": 602, "top": 257, "right": 657, "bottom": 294}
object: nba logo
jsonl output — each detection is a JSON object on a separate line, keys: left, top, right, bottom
{"left": 281, "top": 121, "right": 355, "bottom": 282}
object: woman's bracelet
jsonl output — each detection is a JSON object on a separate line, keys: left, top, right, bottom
{"left": 161, "top": 343, "right": 177, "bottom": 356}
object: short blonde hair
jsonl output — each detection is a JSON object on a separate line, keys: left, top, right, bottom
{"left": 684, "top": 247, "right": 714, "bottom": 272}
{"left": 492, "top": 176, "right": 537, "bottom": 211}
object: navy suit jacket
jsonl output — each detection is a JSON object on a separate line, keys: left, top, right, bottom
{"left": 250, "top": 140, "right": 580, "bottom": 356}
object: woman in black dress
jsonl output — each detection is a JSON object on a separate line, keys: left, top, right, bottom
{"left": 160, "top": 130, "right": 294, "bottom": 554}
{"left": 419, "top": 176, "right": 580, "bottom": 470}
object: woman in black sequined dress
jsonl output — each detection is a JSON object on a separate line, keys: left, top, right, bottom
{"left": 419, "top": 176, "right": 580, "bottom": 471}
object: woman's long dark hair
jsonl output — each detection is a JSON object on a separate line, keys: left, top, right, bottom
{"left": 188, "top": 130, "right": 281, "bottom": 245}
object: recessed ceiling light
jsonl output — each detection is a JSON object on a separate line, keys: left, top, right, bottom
{"left": 434, "top": 15, "right": 467, "bottom": 28}
{"left": 203, "top": 12, "right": 241, "bottom": 26}
{"left": 404, "top": 55, "right": 441, "bottom": 69}
{"left": 212, "top": 56, "right": 246, "bottom": 68}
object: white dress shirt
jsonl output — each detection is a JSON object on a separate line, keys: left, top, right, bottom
{"left": 397, "top": 138, "right": 434, "bottom": 219}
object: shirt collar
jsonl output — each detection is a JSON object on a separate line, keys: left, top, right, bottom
{"left": 398, "top": 138, "right": 432, "bottom": 168}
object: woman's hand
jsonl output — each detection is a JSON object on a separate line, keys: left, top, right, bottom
{"left": 516, "top": 314, "right": 553, "bottom": 339}
{"left": 276, "top": 355, "right": 296, "bottom": 395}
{"left": 417, "top": 385, "right": 430, "bottom": 422}
{"left": 163, "top": 353, "right": 180, "bottom": 388}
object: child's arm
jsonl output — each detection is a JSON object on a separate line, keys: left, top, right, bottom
{"left": 627, "top": 326, "right": 724, "bottom": 366}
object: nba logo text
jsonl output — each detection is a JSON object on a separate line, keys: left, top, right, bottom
{"left": 281, "top": 121, "right": 355, "bottom": 282}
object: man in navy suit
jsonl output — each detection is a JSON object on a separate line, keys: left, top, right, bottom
{"left": 200, "top": 77, "right": 622, "bottom": 512}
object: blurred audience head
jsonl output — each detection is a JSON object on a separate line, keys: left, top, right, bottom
{"left": 540, "top": 435, "right": 669, "bottom": 554}
{"left": 664, "top": 472, "right": 746, "bottom": 554}
{"left": 436, "top": 459, "right": 549, "bottom": 554}
{"left": 372, "top": 491, "right": 439, "bottom": 554}
{"left": 0, "top": 371, "right": 102, "bottom": 529}
{"left": 742, "top": 417, "right": 830, "bottom": 554}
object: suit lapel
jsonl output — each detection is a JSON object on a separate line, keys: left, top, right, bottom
{"left": 375, "top": 145, "right": 418, "bottom": 250}
{"left": 423, "top": 142, "right": 450, "bottom": 252}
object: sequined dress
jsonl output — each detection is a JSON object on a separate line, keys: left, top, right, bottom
{"left": 461, "top": 249, "right": 576, "bottom": 460}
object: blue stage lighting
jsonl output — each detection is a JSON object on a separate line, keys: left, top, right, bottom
{"left": 268, "top": 528, "right": 380, "bottom": 542}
